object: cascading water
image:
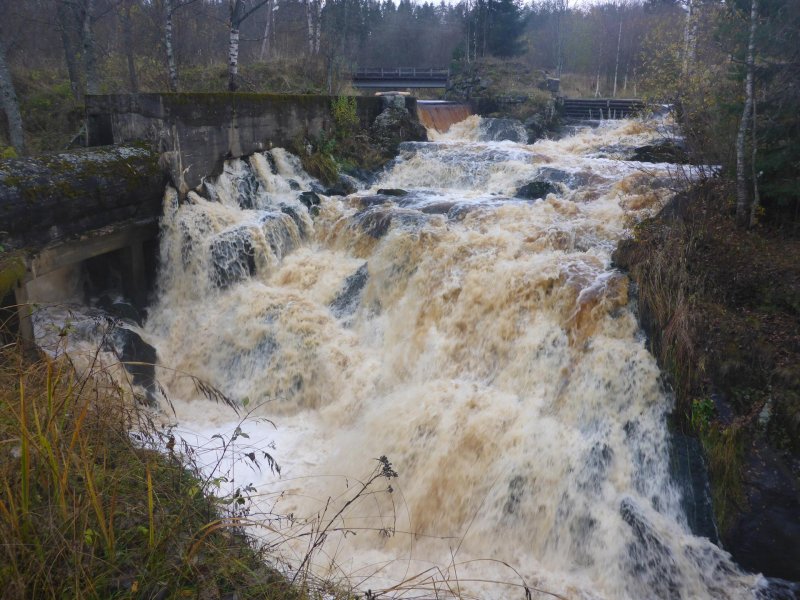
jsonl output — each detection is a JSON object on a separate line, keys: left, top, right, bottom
{"left": 41, "top": 117, "right": 779, "bottom": 598}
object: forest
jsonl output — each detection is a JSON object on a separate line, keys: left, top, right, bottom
{"left": 0, "top": 0, "right": 797, "bottom": 228}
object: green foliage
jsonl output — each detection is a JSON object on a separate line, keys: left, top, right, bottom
{"left": 0, "top": 146, "right": 18, "bottom": 159}
{"left": 487, "top": 0, "right": 526, "bottom": 57}
{"left": 331, "top": 96, "right": 359, "bottom": 139}
{"left": 690, "top": 397, "right": 715, "bottom": 433}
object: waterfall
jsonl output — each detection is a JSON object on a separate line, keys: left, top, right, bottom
{"left": 43, "top": 117, "right": 775, "bottom": 598}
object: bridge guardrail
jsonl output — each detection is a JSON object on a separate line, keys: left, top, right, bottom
{"left": 353, "top": 67, "right": 449, "bottom": 80}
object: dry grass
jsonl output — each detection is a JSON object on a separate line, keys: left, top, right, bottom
{"left": 0, "top": 343, "right": 301, "bottom": 600}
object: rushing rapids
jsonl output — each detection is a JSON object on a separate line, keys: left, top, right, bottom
{"left": 34, "top": 118, "right": 777, "bottom": 598}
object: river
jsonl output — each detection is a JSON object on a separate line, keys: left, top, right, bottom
{"left": 36, "top": 115, "right": 774, "bottom": 599}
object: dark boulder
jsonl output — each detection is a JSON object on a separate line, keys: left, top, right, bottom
{"left": 355, "top": 208, "right": 394, "bottom": 239}
{"left": 298, "top": 191, "right": 321, "bottom": 216}
{"left": 96, "top": 294, "right": 144, "bottom": 326}
{"left": 376, "top": 188, "right": 408, "bottom": 197}
{"left": 629, "top": 140, "right": 691, "bottom": 164}
{"left": 515, "top": 180, "right": 559, "bottom": 200}
{"left": 370, "top": 106, "right": 427, "bottom": 158}
{"left": 725, "top": 439, "right": 800, "bottom": 582}
{"left": 325, "top": 175, "right": 358, "bottom": 197}
{"left": 108, "top": 326, "right": 158, "bottom": 406}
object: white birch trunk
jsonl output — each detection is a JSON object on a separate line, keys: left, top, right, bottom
{"left": 259, "top": 0, "right": 274, "bottom": 61}
{"left": 306, "top": 0, "right": 314, "bottom": 55}
{"left": 682, "top": 0, "right": 696, "bottom": 77}
{"left": 228, "top": 27, "right": 240, "bottom": 91}
{"left": 314, "top": 0, "right": 322, "bottom": 55}
{"left": 736, "top": 0, "right": 758, "bottom": 227}
{"left": 165, "top": 0, "right": 179, "bottom": 91}
{"left": 613, "top": 19, "right": 622, "bottom": 98}
{"left": 0, "top": 41, "right": 25, "bottom": 154}
{"left": 749, "top": 93, "right": 760, "bottom": 227}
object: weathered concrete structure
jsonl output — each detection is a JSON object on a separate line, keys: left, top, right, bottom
{"left": 86, "top": 93, "right": 417, "bottom": 194}
{"left": 1, "top": 92, "right": 423, "bottom": 352}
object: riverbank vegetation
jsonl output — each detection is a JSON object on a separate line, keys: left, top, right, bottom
{"left": 615, "top": 0, "right": 800, "bottom": 578}
{"left": 0, "top": 344, "right": 305, "bottom": 599}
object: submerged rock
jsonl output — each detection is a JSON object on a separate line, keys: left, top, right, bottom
{"left": 209, "top": 228, "right": 257, "bottom": 288}
{"left": 515, "top": 180, "right": 559, "bottom": 200}
{"left": 479, "top": 118, "right": 529, "bottom": 143}
{"left": 620, "top": 498, "right": 683, "bottom": 599}
{"left": 107, "top": 326, "right": 158, "bottom": 406}
{"left": 330, "top": 263, "right": 369, "bottom": 319}
{"left": 325, "top": 175, "right": 358, "bottom": 197}
{"left": 298, "top": 191, "right": 321, "bottom": 216}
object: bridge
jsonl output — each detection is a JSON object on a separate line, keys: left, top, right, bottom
{"left": 352, "top": 67, "right": 449, "bottom": 89}
{"left": 561, "top": 98, "right": 644, "bottom": 119}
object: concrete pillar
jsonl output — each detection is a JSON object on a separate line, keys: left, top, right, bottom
{"left": 14, "top": 280, "right": 36, "bottom": 359}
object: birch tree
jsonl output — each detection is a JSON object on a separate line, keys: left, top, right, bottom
{"left": 121, "top": 0, "right": 138, "bottom": 93}
{"left": 55, "top": 0, "right": 82, "bottom": 100}
{"left": 735, "top": 0, "right": 758, "bottom": 227}
{"left": 80, "top": 0, "right": 99, "bottom": 95}
{"left": 163, "top": 0, "right": 201, "bottom": 92}
{"left": 0, "top": 32, "right": 25, "bottom": 155}
{"left": 258, "top": 0, "right": 276, "bottom": 61}
{"left": 228, "top": 0, "right": 271, "bottom": 91}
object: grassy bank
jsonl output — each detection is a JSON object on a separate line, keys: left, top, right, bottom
{"left": 614, "top": 180, "right": 800, "bottom": 542}
{"left": 0, "top": 344, "right": 301, "bottom": 600}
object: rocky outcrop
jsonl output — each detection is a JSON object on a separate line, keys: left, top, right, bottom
{"left": 369, "top": 98, "right": 427, "bottom": 159}
{"left": 445, "top": 59, "right": 558, "bottom": 143}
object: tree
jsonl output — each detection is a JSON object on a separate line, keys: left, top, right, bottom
{"left": 55, "top": 0, "right": 82, "bottom": 100}
{"left": 80, "top": 0, "right": 99, "bottom": 95}
{"left": 121, "top": 0, "right": 139, "bottom": 93}
{"left": 228, "top": 0, "right": 271, "bottom": 91}
{"left": 487, "top": 0, "right": 525, "bottom": 57}
{"left": 0, "top": 29, "right": 25, "bottom": 154}
{"left": 735, "top": 0, "right": 758, "bottom": 227}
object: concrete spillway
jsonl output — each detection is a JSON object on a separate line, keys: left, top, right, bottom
{"left": 416, "top": 101, "right": 472, "bottom": 133}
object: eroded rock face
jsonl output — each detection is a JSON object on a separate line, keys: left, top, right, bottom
{"left": 725, "top": 439, "right": 800, "bottom": 581}
{"left": 370, "top": 105, "right": 427, "bottom": 159}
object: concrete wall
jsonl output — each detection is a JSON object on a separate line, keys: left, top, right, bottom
{"left": 0, "top": 144, "right": 164, "bottom": 251}
{"left": 86, "top": 93, "right": 418, "bottom": 193}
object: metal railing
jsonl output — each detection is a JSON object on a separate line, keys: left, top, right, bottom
{"left": 352, "top": 67, "right": 449, "bottom": 80}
